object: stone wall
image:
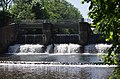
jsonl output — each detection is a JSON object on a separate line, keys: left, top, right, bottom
{"left": 0, "top": 25, "right": 16, "bottom": 53}
{"left": 79, "top": 22, "right": 93, "bottom": 45}
{"left": 42, "top": 23, "right": 53, "bottom": 46}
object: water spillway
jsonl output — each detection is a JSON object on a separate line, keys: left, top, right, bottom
{"left": 54, "top": 44, "right": 81, "bottom": 53}
{"left": 0, "top": 19, "right": 116, "bottom": 79}
{"left": 0, "top": 43, "right": 115, "bottom": 79}
{"left": 6, "top": 44, "right": 112, "bottom": 63}
{"left": 8, "top": 44, "right": 44, "bottom": 53}
{"left": 85, "top": 44, "right": 112, "bottom": 53}
{"left": 9, "top": 44, "right": 112, "bottom": 54}
{"left": 0, "top": 63, "right": 115, "bottom": 79}
{"left": 8, "top": 44, "right": 81, "bottom": 54}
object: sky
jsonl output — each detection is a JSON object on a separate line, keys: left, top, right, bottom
{"left": 66, "top": 0, "right": 90, "bottom": 18}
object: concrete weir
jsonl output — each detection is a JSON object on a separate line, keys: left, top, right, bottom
{"left": 0, "top": 18, "right": 116, "bottom": 79}
{"left": 0, "top": 19, "right": 96, "bottom": 53}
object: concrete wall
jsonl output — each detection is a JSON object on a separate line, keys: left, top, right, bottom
{"left": 42, "top": 23, "right": 53, "bottom": 46}
{"left": 0, "top": 25, "right": 16, "bottom": 53}
{"left": 79, "top": 22, "right": 93, "bottom": 45}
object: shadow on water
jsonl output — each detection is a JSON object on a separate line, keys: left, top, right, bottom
{"left": 0, "top": 53, "right": 15, "bottom": 57}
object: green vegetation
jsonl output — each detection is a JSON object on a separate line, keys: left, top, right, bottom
{"left": 0, "top": 0, "right": 82, "bottom": 27}
{"left": 109, "top": 64, "right": 120, "bottom": 79}
{"left": 10, "top": 0, "right": 35, "bottom": 20}
{"left": 43, "top": 0, "right": 82, "bottom": 20}
{"left": 82, "top": 0, "right": 120, "bottom": 60}
{"left": 82, "top": 0, "right": 120, "bottom": 78}
{"left": 10, "top": 0, "right": 82, "bottom": 20}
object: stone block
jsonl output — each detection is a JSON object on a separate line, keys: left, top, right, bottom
{"left": 79, "top": 22, "right": 93, "bottom": 45}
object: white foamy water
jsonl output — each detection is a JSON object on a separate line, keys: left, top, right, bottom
{"left": 6, "top": 43, "right": 116, "bottom": 79}
{"left": 0, "top": 63, "right": 115, "bottom": 79}
{"left": 20, "top": 44, "right": 43, "bottom": 53}
{"left": 8, "top": 44, "right": 112, "bottom": 54}
{"left": 85, "top": 44, "right": 112, "bottom": 53}
{"left": 68, "top": 44, "right": 80, "bottom": 53}
{"left": 8, "top": 44, "right": 44, "bottom": 53}
{"left": 54, "top": 44, "right": 81, "bottom": 53}
{"left": 8, "top": 44, "right": 81, "bottom": 54}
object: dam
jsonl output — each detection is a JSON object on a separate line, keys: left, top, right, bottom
{"left": 0, "top": 19, "right": 116, "bottom": 79}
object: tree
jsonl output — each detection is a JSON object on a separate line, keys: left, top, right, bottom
{"left": 0, "top": 0, "right": 12, "bottom": 11}
{"left": 44, "top": 0, "right": 82, "bottom": 20}
{"left": 82, "top": 0, "right": 120, "bottom": 78}
{"left": 31, "top": 0, "right": 49, "bottom": 19}
{"left": 82, "top": 0, "right": 120, "bottom": 58}
{"left": 11, "top": 0, "right": 82, "bottom": 20}
{"left": 10, "top": 0, "right": 35, "bottom": 20}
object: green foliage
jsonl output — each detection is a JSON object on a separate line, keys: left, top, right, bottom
{"left": 31, "top": 0, "right": 49, "bottom": 19}
{"left": 10, "top": 0, "right": 82, "bottom": 20}
{"left": 82, "top": 0, "right": 120, "bottom": 57}
{"left": 82, "top": 0, "right": 120, "bottom": 78}
{"left": 109, "top": 64, "right": 120, "bottom": 79}
{"left": 102, "top": 53, "right": 118, "bottom": 65}
{"left": 43, "top": 0, "right": 82, "bottom": 20}
{"left": 10, "top": 0, "right": 35, "bottom": 20}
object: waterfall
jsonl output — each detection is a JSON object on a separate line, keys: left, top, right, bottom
{"left": 5, "top": 43, "right": 115, "bottom": 79}
{"left": 54, "top": 44, "right": 68, "bottom": 53}
{"left": 0, "top": 63, "right": 115, "bottom": 79}
{"left": 68, "top": 44, "right": 80, "bottom": 53}
{"left": 8, "top": 44, "right": 81, "bottom": 54}
{"left": 84, "top": 44, "right": 112, "bottom": 53}
{"left": 8, "top": 44, "right": 112, "bottom": 54}
{"left": 8, "top": 44, "right": 43, "bottom": 53}
{"left": 19, "top": 44, "right": 43, "bottom": 53}
{"left": 54, "top": 44, "right": 81, "bottom": 53}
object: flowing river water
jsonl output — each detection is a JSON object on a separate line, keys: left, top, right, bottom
{"left": 0, "top": 44, "right": 116, "bottom": 79}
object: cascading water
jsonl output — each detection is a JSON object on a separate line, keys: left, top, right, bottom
{"left": 84, "top": 44, "right": 112, "bottom": 53}
{"left": 19, "top": 44, "right": 43, "bottom": 53}
{"left": 8, "top": 44, "right": 81, "bottom": 54}
{"left": 0, "top": 43, "right": 116, "bottom": 79}
{"left": 8, "top": 44, "right": 112, "bottom": 54}
{"left": 68, "top": 44, "right": 80, "bottom": 53}
{"left": 8, "top": 44, "right": 44, "bottom": 54}
{"left": 54, "top": 44, "right": 81, "bottom": 53}
{"left": 0, "top": 63, "right": 116, "bottom": 79}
